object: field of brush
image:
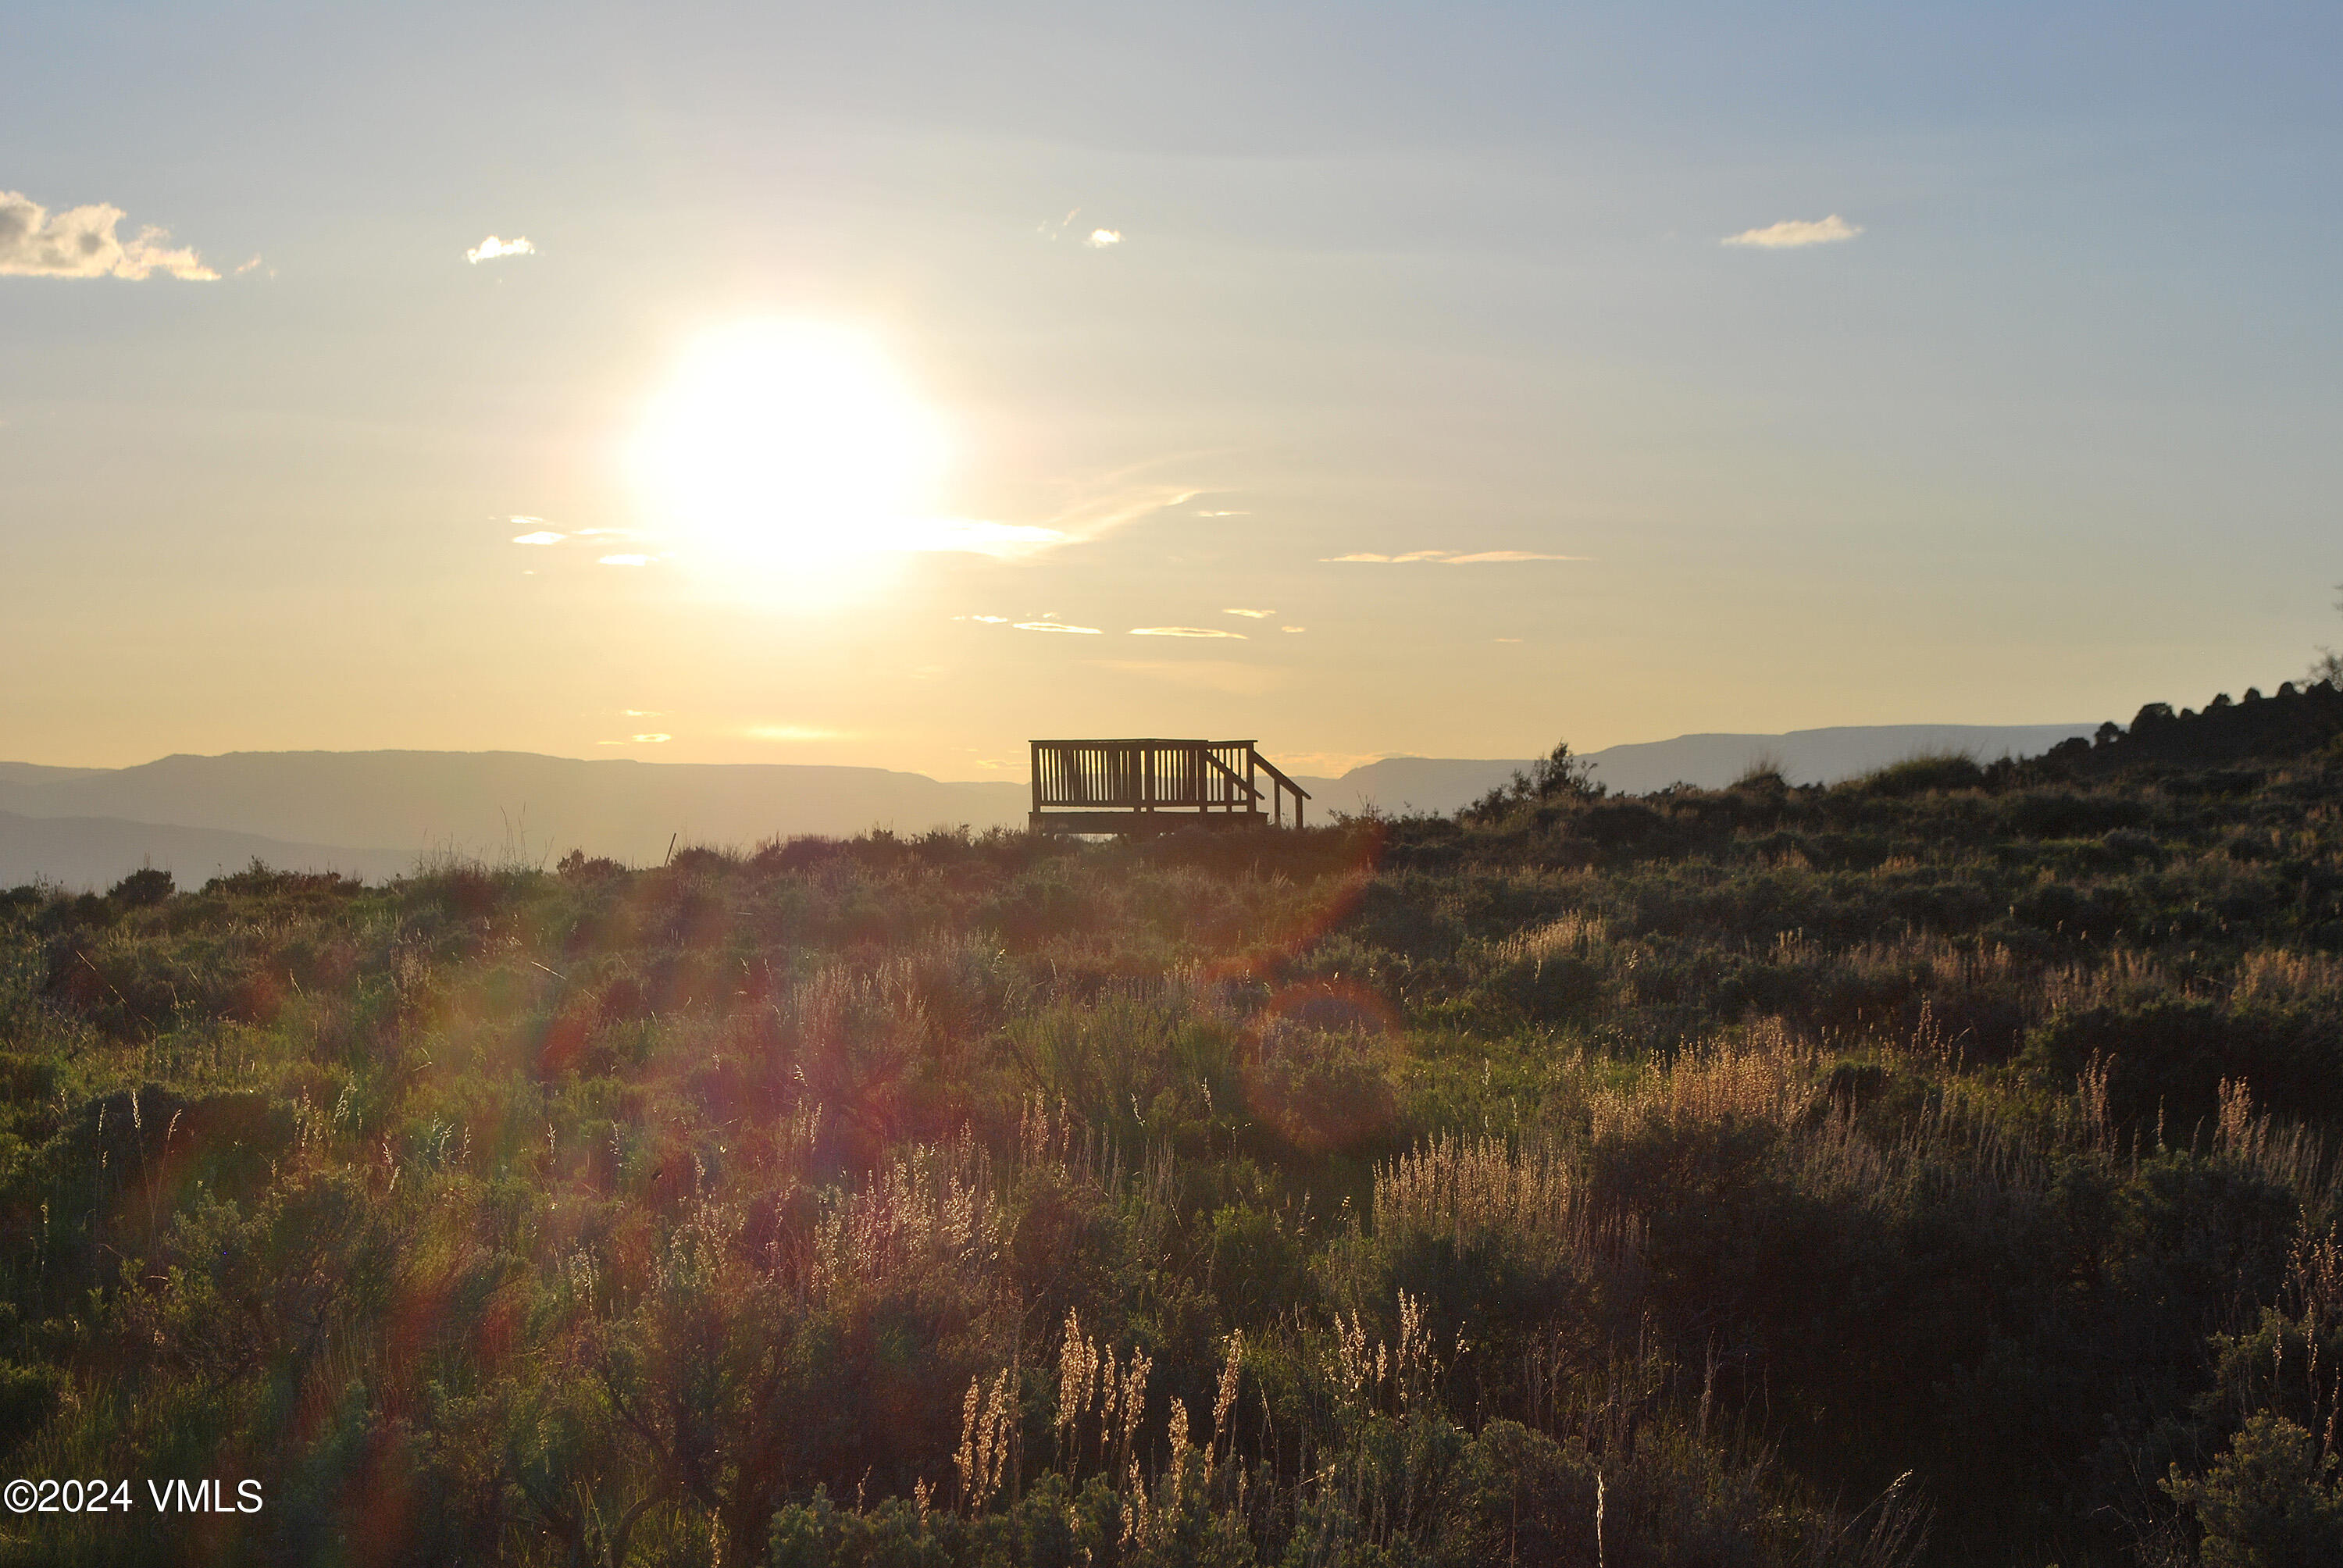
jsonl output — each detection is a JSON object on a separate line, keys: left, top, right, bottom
{"left": 4, "top": 709, "right": 2343, "bottom": 1566}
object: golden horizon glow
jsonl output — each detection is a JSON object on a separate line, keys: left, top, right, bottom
{"left": 626, "top": 320, "right": 950, "bottom": 597}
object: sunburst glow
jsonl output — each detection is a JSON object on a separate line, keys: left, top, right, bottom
{"left": 628, "top": 321, "right": 948, "bottom": 586}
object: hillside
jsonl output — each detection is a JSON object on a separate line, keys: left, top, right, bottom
{"left": 2, "top": 685, "right": 2338, "bottom": 1565}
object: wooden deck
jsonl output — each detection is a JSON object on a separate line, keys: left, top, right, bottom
{"left": 1029, "top": 739, "right": 1311, "bottom": 833}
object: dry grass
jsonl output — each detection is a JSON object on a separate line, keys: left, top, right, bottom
{"left": 809, "top": 1133, "right": 1004, "bottom": 1302}
{"left": 1375, "top": 1135, "right": 1579, "bottom": 1262}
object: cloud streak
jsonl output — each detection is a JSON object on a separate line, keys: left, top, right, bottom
{"left": 1223, "top": 608, "right": 1275, "bottom": 618}
{"left": 1015, "top": 621, "right": 1102, "bottom": 635}
{"left": 0, "top": 190, "right": 218, "bottom": 280}
{"left": 1323, "top": 550, "right": 1585, "bottom": 564}
{"left": 1722, "top": 215, "right": 1862, "bottom": 248}
{"left": 1130, "top": 626, "right": 1246, "bottom": 639}
{"left": 893, "top": 519, "right": 1073, "bottom": 558}
{"left": 747, "top": 724, "right": 849, "bottom": 742}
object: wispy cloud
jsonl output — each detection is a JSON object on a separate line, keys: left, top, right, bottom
{"left": 1036, "top": 480, "right": 1200, "bottom": 552}
{"left": 598, "top": 554, "right": 652, "bottom": 567}
{"left": 467, "top": 234, "right": 537, "bottom": 263}
{"left": 747, "top": 724, "right": 849, "bottom": 742}
{"left": 597, "top": 732, "right": 672, "bottom": 745}
{"left": 1224, "top": 608, "right": 1275, "bottom": 618}
{"left": 886, "top": 479, "right": 1197, "bottom": 561}
{"left": 1279, "top": 750, "right": 1388, "bottom": 775}
{"left": 1130, "top": 626, "right": 1246, "bottom": 639}
{"left": 893, "top": 519, "right": 1072, "bottom": 558}
{"left": 1282, "top": 626, "right": 1306, "bottom": 633}
{"left": 512, "top": 530, "right": 565, "bottom": 546}
{"left": 1722, "top": 214, "right": 1861, "bottom": 249}
{"left": 623, "top": 709, "right": 665, "bottom": 717}
{"left": 0, "top": 190, "right": 218, "bottom": 280}
{"left": 958, "top": 615, "right": 1010, "bottom": 624}
{"left": 1324, "top": 550, "right": 1585, "bottom": 564}
{"left": 1086, "top": 228, "right": 1122, "bottom": 248}
{"left": 1016, "top": 621, "right": 1102, "bottom": 635}
{"left": 1195, "top": 510, "right": 1249, "bottom": 518}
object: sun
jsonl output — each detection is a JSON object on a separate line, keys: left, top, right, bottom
{"left": 628, "top": 321, "right": 948, "bottom": 587}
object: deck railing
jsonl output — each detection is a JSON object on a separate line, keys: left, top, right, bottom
{"left": 1029, "top": 739, "right": 1310, "bottom": 832}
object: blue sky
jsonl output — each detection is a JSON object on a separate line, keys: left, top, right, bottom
{"left": 5, "top": 2, "right": 2339, "bottom": 776}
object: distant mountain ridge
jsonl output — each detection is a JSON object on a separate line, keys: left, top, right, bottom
{"left": 1303, "top": 723, "right": 2098, "bottom": 818}
{"left": 0, "top": 723, "right": 2099, "bottom": 889}
{"left": 0, "top": 812, "right": 414, "bottom": 893}
{"left": 0, "top": 751, "right": 1032, "bottom": 874}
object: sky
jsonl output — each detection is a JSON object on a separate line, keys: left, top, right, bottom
{"left": 5, "top": 1, "right": 2340, "bottom": 780}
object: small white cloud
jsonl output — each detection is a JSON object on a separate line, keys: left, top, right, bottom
{"left": 598, "top": 732, "right": 672, "bottom": 745}
{"left": 1282, "top": 625, "right": 1306, "bottom": 633}
{"left": 1224, "top": 608, "right": 1275, "bottom": 618}
{"left": 598, "top": 554, "right": 651, "bottom": 566}
{"left": 1086, "top": 228, "right": 1122, "bottom": 248}
{"left": 512, "top": 530, "right": 565, "bottom": 545}
{"left": 0, "top": 190, "right": 218, "bottom": 280}
{"left": 1494, "top": 637, "right": 1522, "bottom": 643}
{"left": 623, "top": 709, "right": 664, "bottom": 718}
{"left": 1442, "top": 551, "right": 1587, "bottom": 563}
{"left": 972, "top": 615, "right": 1010, "bottom": 623}
{"left": 1195, "top": 510, "right": 1249, "bottom": 518}
{"left": 1722, "top": 214, "right": 1862, "bottom": 249}
{"left": 467, "top": 234, "right": 537, "bottom": 263}
{"left": 1015, "top": 621, "right": 1103, "bottom": 634}
{"left": 234, "top": 255, "right": 263, "bottom": 276}
{"left": 1130, "top": 626, "right": 1246, "bottom": 639}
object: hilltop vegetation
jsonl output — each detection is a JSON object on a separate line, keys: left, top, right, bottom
{"left": 4, "top": 685, "right": 2343, "bottom": 1566}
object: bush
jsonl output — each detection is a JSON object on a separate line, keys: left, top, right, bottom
{"left": 2165, "top": 1413, "right": 2343, "bottom": 1567}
